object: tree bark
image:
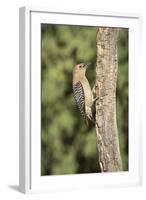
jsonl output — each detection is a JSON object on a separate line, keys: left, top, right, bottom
{"left": 95, "top": 28, "right": 123, "bottom": 172}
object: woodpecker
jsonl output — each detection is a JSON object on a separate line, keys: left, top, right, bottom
{"left": 72, "top": 63, "right": 96, "bottom": 125}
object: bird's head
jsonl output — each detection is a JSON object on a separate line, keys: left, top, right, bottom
{"left": 73, "top": 63, "right": 90, "bottom": 75}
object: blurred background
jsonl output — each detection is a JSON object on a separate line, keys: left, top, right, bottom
{"left": 41, "top": 24, "right": 128, "bottom": 175}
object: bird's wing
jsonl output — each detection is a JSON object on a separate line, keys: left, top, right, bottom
{"left": 73, "top": 81, "right": 85, "bottom": 119}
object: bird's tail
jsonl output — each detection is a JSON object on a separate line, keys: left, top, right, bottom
{"left": 86, "top": 113, "right": 98, "bottom": 127}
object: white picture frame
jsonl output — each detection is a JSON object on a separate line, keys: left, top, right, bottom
{"left": 19, "top": 6, "right": 143, "bottom": 194}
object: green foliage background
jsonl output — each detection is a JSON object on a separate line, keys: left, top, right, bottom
{"left": 41, "top": 24, "right": 128, "bottom": 175}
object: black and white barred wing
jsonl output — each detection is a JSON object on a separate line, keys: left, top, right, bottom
{"left": 73, "top": 81, "right": 85, "bottom": 119}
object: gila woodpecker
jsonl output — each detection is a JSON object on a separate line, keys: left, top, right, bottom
{"left": 72, "top": 63, "right": 96, "bottom": 125}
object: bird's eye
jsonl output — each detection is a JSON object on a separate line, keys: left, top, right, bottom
{"left": 79, "top": 65, "right": 82, "bottom": 68}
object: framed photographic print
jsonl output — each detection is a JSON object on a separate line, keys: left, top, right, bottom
{"left": 19, "top": 7, "right": 142, "bottom": 193}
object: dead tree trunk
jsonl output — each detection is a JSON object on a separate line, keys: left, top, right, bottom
{"left": 95, "top": 28, "right": 123, "bottom": 172}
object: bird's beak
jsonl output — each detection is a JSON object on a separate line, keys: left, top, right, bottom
{"left": 85, "top": 62, "right": 91, "bottom": 69}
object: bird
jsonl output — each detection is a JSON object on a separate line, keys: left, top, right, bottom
{"left": 72, "top": 63, "right": 97, "bottom": 126}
